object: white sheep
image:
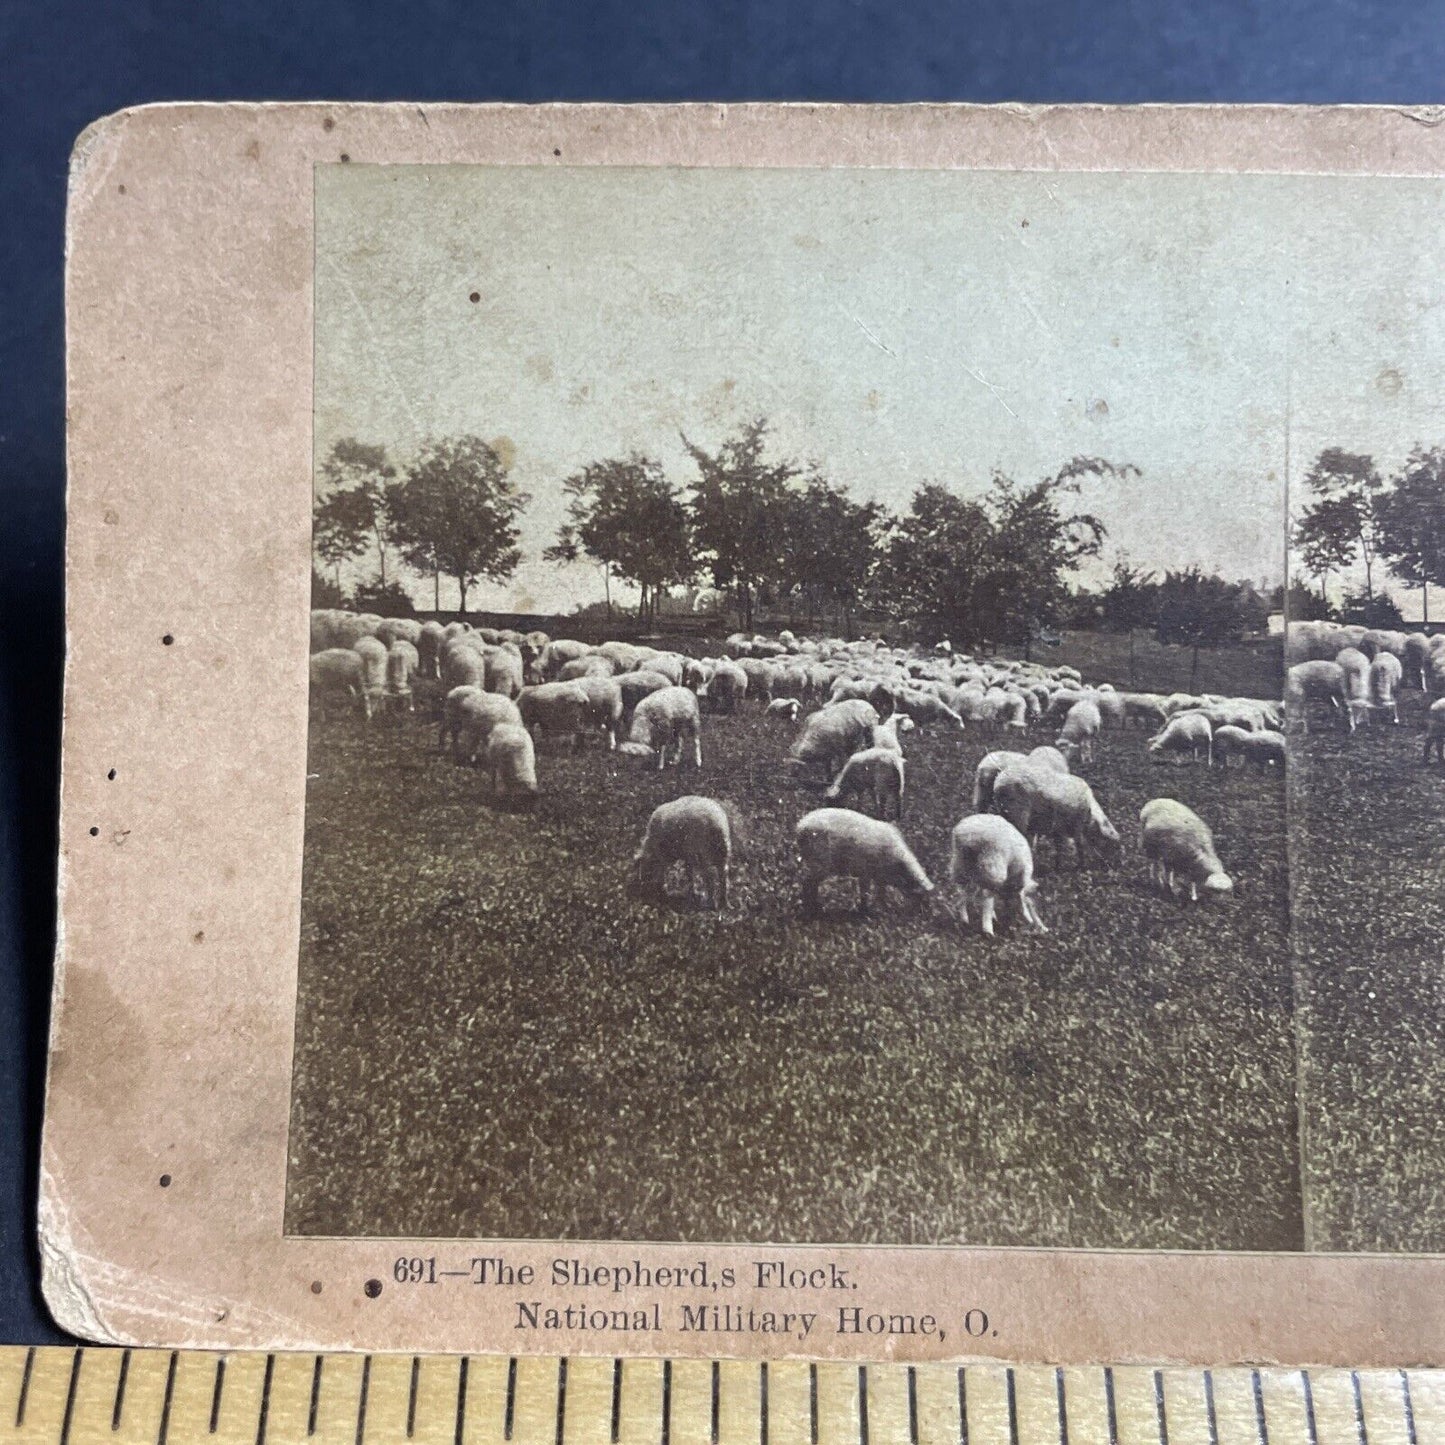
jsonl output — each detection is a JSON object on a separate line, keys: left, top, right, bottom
{"left": 1121, "top": 692, "right": 1169, "bottom": 730}
{"left": 979, "top": 691, "right": 1028, "bottom": 732}
{"left": 620, "top": 686, "right": 703, "bottom": 769}
{"left": 352, "top": 636, "right": 388, "bottom": 716}
{"left": 789, "top": 700, "right": 880, "bottom": 782}
{"left": 705, "top": 661, "right": 749, "bottom": 714}
{"left": 484, "top": 648, "right": 525, "bottom": 699}
{"left": 485, "top": 723, "right": 538, "bottom": 802}
{"left": 383, "top": 640, "right": 420, "bottom": 712}
{"left": 441, "top": 639, "right": 487, "bottom": 692}
{"left": 765, "top": 698, "right": 800, "bottom": 723}
{"left": 1424, "top": 698, "right": 1445, "bottom": 763}
{"left": 518, "top": 681, "right": 593, "bottom": 750}
{"left": 633, "top": 796, "right": 733, "bottom": 909}
{"left": 416, "top": 620, "right": 446, "bottom": 679}
{"left": 1404, "top": 632, "right": 1431, "bottom": 691}
{"left": 1148, "top": 712, "right": 1213, "bottom": 765}
{"left": 1285, "top": 661, "right": 1351, "bottom": 734}
{"left": 1367, "top": 652, "right": 1403, "bottom": 723}
{"left": 895, "top": 689, "right": 967, "bottom": 731}
{"left": 824, "top": 747, "right": 905, "bottom": 819}
{"left": 794, "top": 808, "right": 934, "bottom": 916}
{"left": 573, "top": 676, "right": 624, "bottom": 750}
{"left": 443, "top": 687, "right": 524, "bottom": 763}
{"left": 871, "top": 713, "right": 916, "bottom": 755}
{"left": 1335, "top": 646, "right": 1371, "bottom": 702}
{"left": 971, "top": 750, "right": 1026, "bottom": 811}
{"left": 1055, "top": 698, "right": 1102, "bottom": 764}
{"left": 1234, "top": 729, "right": 1286, "bottom": 769}
{"left": 1139, "top": 798, "right": 1233, "bottom": 901}
{"left": 617, "top": 669, "right": 673, "bottom": 720}
{"left": 309, "top": 648, "right": 367, "bottom": 718}
{"left": 992, "top": 765, "right": 1121, "bottom": 869}
{"left": 948, "top": 814, "right": 1047, "bottom": 937}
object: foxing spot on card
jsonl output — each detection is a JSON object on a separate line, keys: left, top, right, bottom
{"left": 43, "top": 102, "right": 1445, "bottom": 1362}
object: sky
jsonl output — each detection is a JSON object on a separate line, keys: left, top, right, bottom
{"left": 314, "top": 164, "right": 1445, "bottom": 618}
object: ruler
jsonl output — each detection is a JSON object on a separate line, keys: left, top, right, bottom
{"left": 0, "top": 1348, "right": 1438, "bottom": 1445}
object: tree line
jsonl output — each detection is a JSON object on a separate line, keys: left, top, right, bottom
{"left": 1292, "top": 446, "right": 1445, "bottom": 626}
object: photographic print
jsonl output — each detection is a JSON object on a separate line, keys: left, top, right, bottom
{"left": 289, "top": 160, "right": 1441, "bottom": 1256}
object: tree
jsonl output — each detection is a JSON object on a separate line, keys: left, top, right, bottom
{"left": 543, "top": 454, "right": 693, "bottom": 627}
{"left": 776, "top": 478, "right": 885, "bottom": 634}
{"left": 311, "top": 566, "right": 346, "bottom": 610}
{"left": 1378, "top": 447, "right": 1445, "bottom": 625}
{"left": 1294, "top": 448, "right": 1385, "bottom": 601}
{"left": 1099, "top": 559, "right": 1160, "bottom": 687}
{"left": 684, "top": 419, "right": 801, "bottom": 632}
{"left": 312, "top": 484, "right": 371, "bottom": 593}
{"left": 319, "top": 438, "right": 397, "bottom": 585}
{"left": 386, "top": 436, "right": 528, "bottom": 616}
{"left": 869, "top": 484, "right": 995, "bottom": 646}
{"left": 1155, "top": 568, "right": 1266, "bottom": 692}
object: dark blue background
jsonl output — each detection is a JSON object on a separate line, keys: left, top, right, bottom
{"left": 2, "top": 0, "right": 1442, "bottom": 1343}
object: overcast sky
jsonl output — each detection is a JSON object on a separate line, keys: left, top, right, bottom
{"left": 315, "top": 164, "right": 1445, "bottom": 617}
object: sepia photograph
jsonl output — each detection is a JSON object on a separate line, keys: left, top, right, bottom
{"left": 285, "top": 161, "right": 1445, "bottom": 1255}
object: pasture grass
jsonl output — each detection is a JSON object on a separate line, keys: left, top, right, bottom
{"left": 288, "top": 690, "right": 1299, "bottom": 1249}
{"left": 1289, "top": 688, "right": 1445, "bottom": 1252}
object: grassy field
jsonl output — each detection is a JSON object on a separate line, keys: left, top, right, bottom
{"left": 287, "top": 650, "right": 1300, "bottom": 1250}
{"left": 1288, "top": 687, "right": 1445, "bottom": 1252}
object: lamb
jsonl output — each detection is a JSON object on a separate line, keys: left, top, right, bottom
{"left": 352, "top": 636, "right": 388, "bottom": 716}
{"left": 991, "top": 765, "right": 1121, "bottom": 869}
{"left": 871, "top": 712, "right": 916, "bottom": 755}
{"left": 1285, "top": 660, "right": 1351, "bottom": 733}
{"left": 789, "top": 700, "right": 881, "bottom": 783}
{"left": 1424, "top": 698, "right": 1445, "bottom": 763}
{"left": 823, "top": 747, "right": 906, "bottom": 819}
{"left": 619, "top": 686, "right": 703, "bottom": 769}
{"left": 1148, "top": 712, "right": 1213, "bottom": 765}
{"left": 309, "top": 648, "right": 367, "bottom": 717}
{"left": 383, "top": 640, "right": 419, "bottom": 712}
{"left": 947, "top": 814, "right": 1047, "bottom": 937}
{"left": 1367, "top": 652, "right": 1403, "bottom": 723}
{"left": 633, "top": 796, "right": 734, "bottom": 909}
{"left": 1055, "top": 698, "right": 1102, "bottom": 764}
{"left": 766, "top": 698, "right": 801, "bottom": 723}
{"left": 518, "top": 681, "right": 593, "bottom": 750}
{"left": 484, "top": 723, "right": 538, "bottom": 802}
{"left": 1139, "top": 798, "right": 1233, "bottom": 901}
{"left": 971, "top": 749, "right": 1026, "bottom": 811}
{"left": 794, "top": 808, "right": 933, "bottom": 916}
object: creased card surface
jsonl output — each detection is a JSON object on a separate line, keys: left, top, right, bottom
{"left": 45, "top": 101, "right": 1445, "bottom": 1362}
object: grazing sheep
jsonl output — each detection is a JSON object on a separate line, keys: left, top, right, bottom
{"left": 480, "top": 647, "right": 524, "bottom": 700}
{"left": 441, "top": 640, "right": 487, "bottom": 692}
{"left": 871, "top": 713, "right": 916, "bottom": 755}
{"left": 1026, "top": 744, "right": 1071, "bottom": 775}
{"left": 794, "top": 808, "right": 933, "bottom": 916}
{"left": 536, "top": 639, "right": 591, "bottom": 680}
{"left": 444, "top": 688, "right": 524, "bottom": 763}
{"left": 971, "top": 749, "right": 1026, "bottom": 811}
{"left": 1404, "top": 632, "right": 1431, "bottom": 691}
{"left": 1211, "top": 724, "right": 1255, "bottom": 767}
{"left": 309, "top": 648, "right": 368, "bottom": 717}
{"left": 824, "top": 747, "right": 906, "bottom": 819}
{"left": 574, "top": 676, "right": 625, "bottom": 749}
{"left": 352, "top": 636, "right": 388, "bottom": 715}
{"left": 1139, "top": 798, "right": 1233, "bottom": 901}
{"left": 383, "top": 640, "right": 419, "bottom": 712}
{"left": 375, "top": 618, "right": 422, "bottom": 649}
{"left": 766, "top": 698, "right": 801, "bottom": 723}
{"left": 617, "top": 669, "right": 673, "bottom": 720}
{"left": 896, "top": 689, "right": 967, "bottom": 731}
{"left": 737, "top": 658, "right": 775, "bottom": 702}
{"left": 704, "top": 661, "right": 748, "bottom": 714}
{"left": 485, "top": 723, "right": 537, "bottom": 801}
{"left": 1285, "top": 660, "right": 1351, "bottom": 733}
{"left": 992, "top": 766, "right": 1121, "bottom": 869}
{"left": 829, "top": 676, "right": 897, "bottom": 716}
{"left": 789, "top": 700, "right": 881, "bottom": 783}
{"left": 416, "top": 621, "right": 445, "bottom": 679}
{"left": 1056, "top": 699, "right": 1102, "bottom": 764}
{"left": 633, "top": 796, "right": 733, "bottom": 909}
{"left": 1424, "top": 698, "right": 1445, "bottom": 763}
{"left": 558, "top": 654, "right": 615, "bottom": 682}
{"left": 518, "top": 682, "right": 593, "bottom": 750}
{"left": 948, "top": 814, "right": 1047, "bottom": 937}
{"left": 1335, "top": 647, "right": 1371, "bottom": 702}
{"left": 1121, "top": 692, "right": 1169, "bottom": 730}
{"left": 620, "top": 686, "right": 703, "bottom": 769}
{"left": 1367, "top": 652, "right": 1403, "bottom": 723}
{"left": 1234, "top": 729, "right": 1286, "bottom": 769}
{"left": 1148, "top": 712, "right": 1213, "bottom": 765}
{"left": 979, "top": 690, "right": 1028, "bottom": 732}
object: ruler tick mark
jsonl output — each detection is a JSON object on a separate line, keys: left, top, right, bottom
{"left": 113, "top": 1349, "right": 131, "bottom": 1433}
{"left": 662, "top": 1360, "right": 672, "bottom": 1445}
{"left": 1104, "top": 1368, "right": 1119, "bottom": 1445}
{"left": 710, "top": 1362, "right": 720, "bottom": 1445}
{"left": 809, "top": 1364, "right": 818, "bottom": 1445}
{"left": 1302, "top": 1372, "right": 1319, "bottom": 1445}
{"left": 210, "top": 1358, "right": 227, "bottom": 1433}
{"left": 555, "top": 1359, "right": 568, "bottom": 1445}
{"left": 1350, "top": 1372, "right": 1366, "bottom": 1445}
{"left": 908, "top": 1367, "right": 919, "bottom": 1445}
{"left": 610, "top": 1359, "right": 621, "bottom": 1445}
{"left": 1006, "top": 1369, "right": 1019, "bottom": 1445}
{"left": 957, "top": 1368, "right": 968, "bottom": 1445}
{"left": 1203, "top": 1371, "right": 1219, "bottom": 1445}
{"left": 761, "top": 1362, "right": 769, "bottom": 1445}
{"left": 58, "top": 1348, "right": 82, "bottom": 1445}
{"left": 1401, "top": 1371, "right": 1418, "bottom": 1445}
{"left": 860, "top": 1365, "right": 871, "bottom": 1445}
{"left": 1252, "top": 1370, "right": 1268, "bottom": 1445}
{"left": 1055, "top": 1368, "right": 1068, "bottom": 1445}
{"left": 407, "top": 1356, "right": 420, "bottom": 1438}
{"left": 504, "top": 1359, "right": 517, "bottom": 1442}
{"left": 16, "top": 1346, "right": 34, "bottom": 1427}
{"left": 157, "top": 1352, "right": 178, "bottom": 1445}
{"left": 308, "top": 1356, "right": 323, "bottom": 1437}
{"left": 454, "top": 1357, "right": 469, "bottom": 1445}
{"left": 1154, "top": 1370, "right": 1169, "bottom": 1445}
{"left": 355, "top": 1357, "right": 371, "bottom": 1445}
{"left": 256, "top": 1355, "right": 275, "bottom": 1445}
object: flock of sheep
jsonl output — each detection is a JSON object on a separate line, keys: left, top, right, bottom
{"left": 1285, "top": 619, "right": 1445, "bottom": 758}
{"left": 308, "top": 606, "right": 1307, "bottom": 939}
